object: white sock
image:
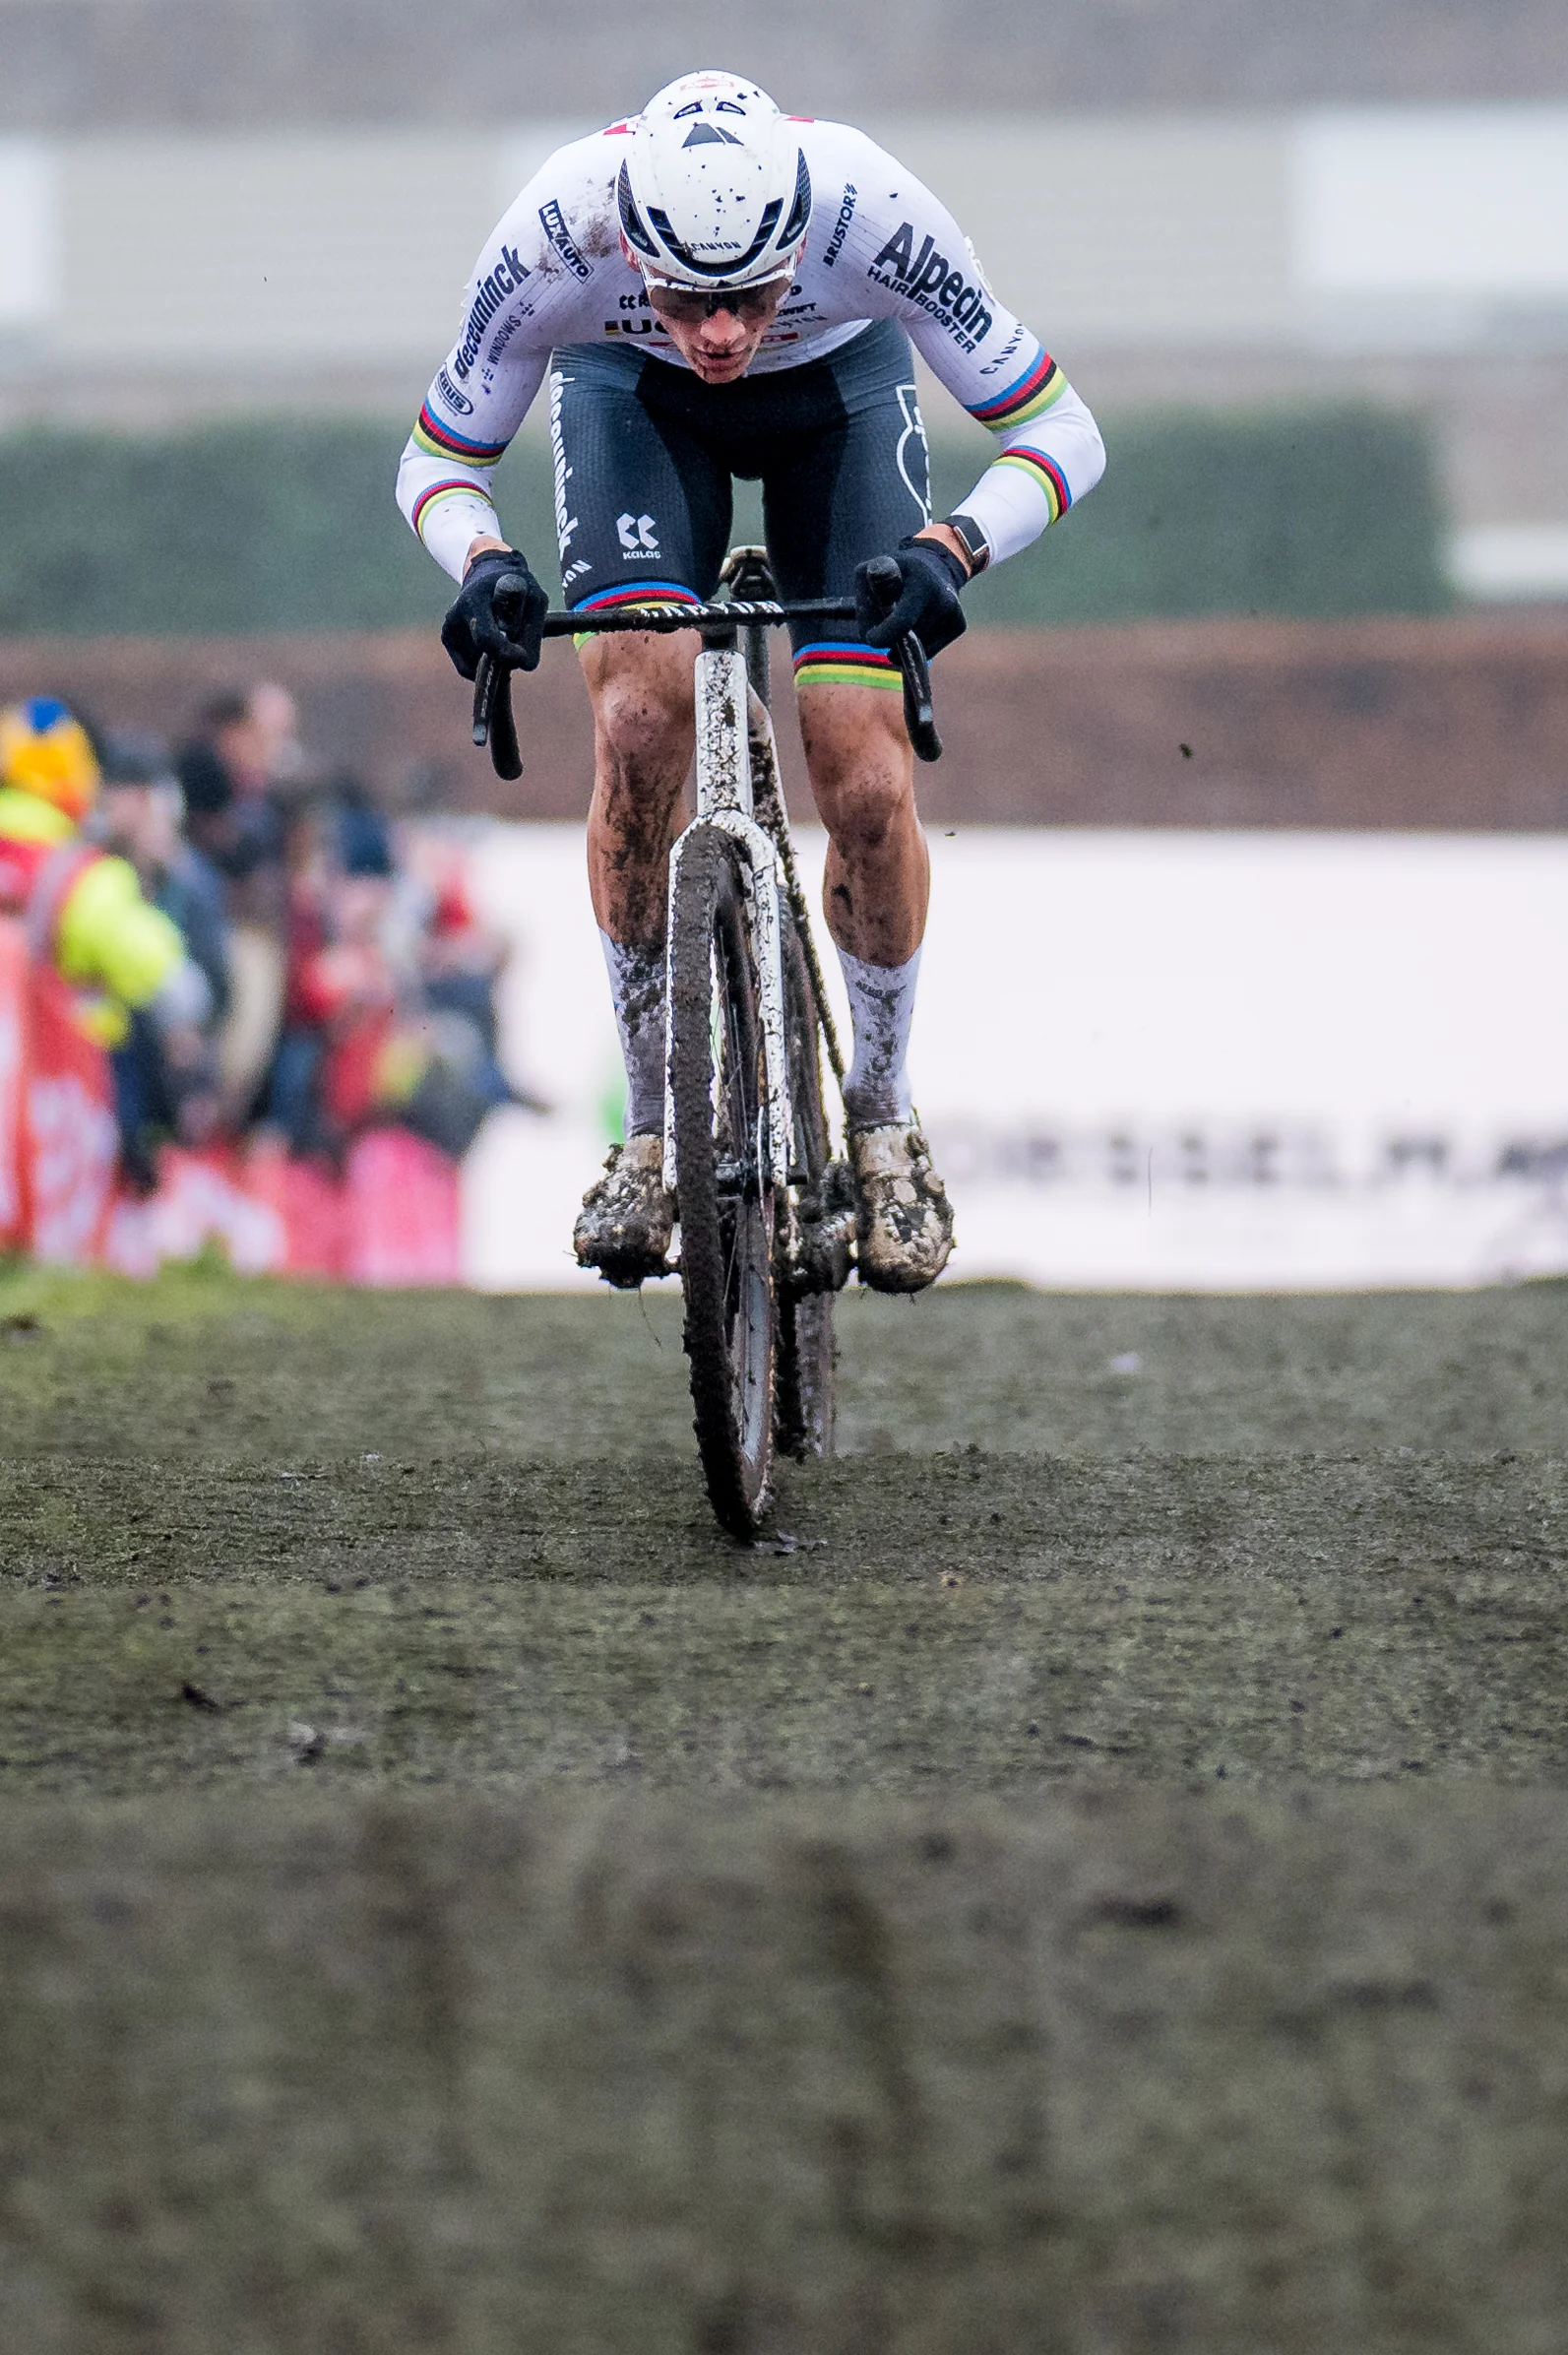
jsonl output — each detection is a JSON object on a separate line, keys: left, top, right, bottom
{"left": 837, "top": 944, "right": 920, "bottom": 1128}
{"left": 599, "top": 930, "right": 666, "bottom": 1136}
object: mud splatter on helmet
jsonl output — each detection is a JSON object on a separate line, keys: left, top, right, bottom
{"left": 618, "top": 70, "right": 812, "bottom": 291}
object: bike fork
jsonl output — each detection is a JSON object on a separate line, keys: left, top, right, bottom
{"left": 663, "top": 646, "right": 792, "bottom": 1201}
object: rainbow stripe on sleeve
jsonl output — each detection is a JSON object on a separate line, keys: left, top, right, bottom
{"left": 967, "top": 347, "right": 1065, "bottom": 430}
{"left": 412, "top": 404, "right": 509, "bottom": 467}
{"left": 410, "top": 478, "right": 498, "bottom": 541}
{"left": 791, "top": 642, "right": 901, "bottom": 692}
{"left": 992, "top": 445, "right": 1072, "bottom": 524}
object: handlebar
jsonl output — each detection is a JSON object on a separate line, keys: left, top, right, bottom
{"left": 471, "top": 571, "right": 943, "bottom": 782}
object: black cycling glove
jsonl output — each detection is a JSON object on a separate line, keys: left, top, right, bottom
{"left": 440, "top": 547, "right": 548, "bottom": 681}
{"left": 853, "top": 534, "right": 969, "bottom": 661}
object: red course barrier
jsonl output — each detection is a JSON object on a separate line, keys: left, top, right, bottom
{"left": 0, "top": 919, "right": 462, "bottom": 1285}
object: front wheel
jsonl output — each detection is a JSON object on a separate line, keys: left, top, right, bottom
{"left": 669, "top": 825, "right": 776, "bottom": 1535}
{"left": 775, "top": 919, "right": 840, "bottom": 1461}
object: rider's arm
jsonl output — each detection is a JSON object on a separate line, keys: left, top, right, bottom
{"left": 936, "top": 364, "right": 1105, "bottom": 572}
{"left": 396, "top": 133, "right": 624, "bottom": 581}
{"left": 395, "top": 343, "right": 547, "bottom": 583}
{"left": 845, "top": 147, "right": 1106, "bottom": 571}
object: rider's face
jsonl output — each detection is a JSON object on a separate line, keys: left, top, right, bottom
{"left": 641, "top": 273, "right": 790, "bottom": 384}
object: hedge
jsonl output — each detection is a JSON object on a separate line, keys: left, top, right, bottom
{"left": 940, "top": 405, "right": 1452, "bottom": 625}
{"left": 0, "top": 403, "right": 1449, "bottom": 637}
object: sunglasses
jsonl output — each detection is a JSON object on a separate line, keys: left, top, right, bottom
{"left": 644, "top": 276, "right": 792, "bottom": 326}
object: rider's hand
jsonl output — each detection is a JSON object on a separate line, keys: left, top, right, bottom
{"left": 441, "top": 547, "right": 548, "bottom": 681}
{"left": 854, "top": 534, "right": 970, "bottom": 660}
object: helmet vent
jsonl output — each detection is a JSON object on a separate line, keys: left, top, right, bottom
{"left": 782, "top": 149, "right": 812, "bottom": 247}
{"left": 644, "top": 195, "right": 784, "bottom": 279}
{"left": 682, "top": 122, "right": 741, "bottom": 148}
{"left": 616, "top": 159, "right": 659, "bottom": 258}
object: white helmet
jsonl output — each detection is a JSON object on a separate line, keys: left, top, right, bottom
{"left": 617, "top": 71, "right": 813, "bottom": 290}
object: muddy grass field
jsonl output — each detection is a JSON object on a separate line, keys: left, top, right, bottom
{"left": 2, "top": 1266, "right": 1567, "bottom": 2350}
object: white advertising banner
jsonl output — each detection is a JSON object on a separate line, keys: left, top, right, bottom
{"left": 464, "top": 824, "right": 1568, "bottom": 1293}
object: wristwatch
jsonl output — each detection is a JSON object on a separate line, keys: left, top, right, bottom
{"left": 940, "top": 512, "right": 991, "bottom": 577}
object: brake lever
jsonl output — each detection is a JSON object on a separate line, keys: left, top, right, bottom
{"left": 895, "top": 631, "right": 942, "bottom": 764}
{"left": 859, "top": 554, "right": 943, "bottom": 764}
{"left": 470, "top": 653, "right": 523, "bottom": 781}
{"left": 470, "top": 566, "right": 535, "bottom": 781}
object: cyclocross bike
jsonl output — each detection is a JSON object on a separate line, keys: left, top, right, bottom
{"left": 471, "top": 548, "right": 941, "bottom": 1538}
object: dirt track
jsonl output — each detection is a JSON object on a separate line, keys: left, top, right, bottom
{"left": 2, "top": 1266, "right": 1568, "bottom": 2348}
{"left": 1, "top": 1270, "right": 1567, "bottom": 1796}
{"left": 4, "top": 1786, "right": 1567, "bottom": 2355}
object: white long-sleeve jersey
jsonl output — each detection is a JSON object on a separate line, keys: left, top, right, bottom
{"left": 398, "top": 116, "right": 1105, "bottom": 583}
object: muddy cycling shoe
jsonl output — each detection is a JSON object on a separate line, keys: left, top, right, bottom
{"left": 848, "top": 1121, "right": 955, "bottom": 1293}
{"left": 573, "top": 1131, "right": 674, "bottom": 1289}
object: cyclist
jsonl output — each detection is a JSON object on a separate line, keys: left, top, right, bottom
{"left": 398, "top": 70, "right": 1105, "bottom": 1291}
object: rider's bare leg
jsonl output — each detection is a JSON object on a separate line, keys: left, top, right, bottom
{"left": 795, "top": 683, "right": 927, "bottom": 963}
{"left": 796, "top": 683, "right": 929, "bottom": 1127}
{"left": 580, "top": 642, "right": 949, "bottom": 1286}
{"left": 584, "top": 646, "right": 931, "bottom": 1108}
{"left": 572, "top": 630, "right": 696, "bottom": 1279}
{"left": 582, "top": 630, "right": 695, "bottom": 1136}
{"left": 584, "top": 630, "right": 696, "bottom": 939}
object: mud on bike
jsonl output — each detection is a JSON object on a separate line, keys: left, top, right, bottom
{"left": 471, "top": 547, "right": 942, "bottom": 1538}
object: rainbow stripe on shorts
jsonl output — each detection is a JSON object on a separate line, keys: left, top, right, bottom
{"left": 570, "top": 581, "right": 702, "bottom": 648}
{"left": 791, "top": 641, "right": 902, "bottom": 692}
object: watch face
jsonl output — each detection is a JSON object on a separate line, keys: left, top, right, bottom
{"left": 947, "top": 515, "right": 990, "bottom": 573}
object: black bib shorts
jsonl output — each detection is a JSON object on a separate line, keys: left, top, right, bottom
{"left": 547, "top": 319, "right": 931, "bottom": 692}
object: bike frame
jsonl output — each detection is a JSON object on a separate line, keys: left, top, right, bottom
{"left": 468, "top": 563, "right": 942, "bottom": 1525}
{"left": 470, "top": 566, "right": 942, "bottom": 1232}
{"left": 662, "top": 648, "right": 793, "bottom": 1204}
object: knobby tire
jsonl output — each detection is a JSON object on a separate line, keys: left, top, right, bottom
{"left": 775, "top": 918, "right": 837, "bottom": 1461}
{"left": 670, "top": 826, "right": 776, "bottom": 1535}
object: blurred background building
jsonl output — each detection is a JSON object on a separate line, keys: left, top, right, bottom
{"left": 1, "top": 0, "right": 1566, "bottom": 608}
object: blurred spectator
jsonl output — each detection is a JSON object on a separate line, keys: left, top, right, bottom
{"left": 269, "top": 794, "right": 398, "bottom": 1158}
{"left": 176, "top": 681, "right": 303, "bottom": 1127}
{"left": 0, "top": 698, "right": 216, "bottom": 1185}
{"left": 95, "top": 730, "right": 229, "bottom": 1017}
{"left": 176, "top": 684, "right": 298, "bottom": 911}
{"left": 398, "top": 826, "right": 547, "bottom": 1115}
{"left": 93, "top": 729, "right": 229, "bottom": 1186}
{"left": 315, "top": 802, "right": 401, "bottom": 1138}
{"left": 4, "top": 685, "right": 530, "bottom": 1207}
{"left": 269, "top": 793, "right": 528, "bottom": 1164}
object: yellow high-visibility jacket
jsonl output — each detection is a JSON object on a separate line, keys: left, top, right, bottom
{"left": 0, "top": 786, "right": 186, "bottom": 1044}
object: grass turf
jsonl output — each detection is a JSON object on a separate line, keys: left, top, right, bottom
{"left": 3, "top": 1265, "right": 1567, "bottom": 2350}
{"left": 2, "top": 1786, "right": 1566, "bottom": 2353}
{"left": 0, "top": 1267, "right": 1565, "bottom": 1796}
